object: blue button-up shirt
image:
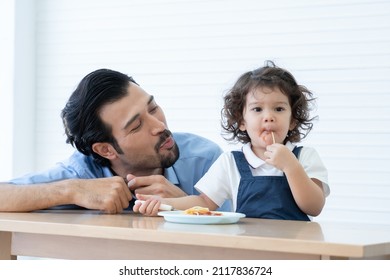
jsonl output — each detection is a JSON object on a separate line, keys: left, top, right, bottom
{"left": 9, "top": 132, "right": 230, "bottom": 210}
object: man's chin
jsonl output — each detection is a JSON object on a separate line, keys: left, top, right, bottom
{"left": 160, "top": 144, "right": 180, "bottom": 168}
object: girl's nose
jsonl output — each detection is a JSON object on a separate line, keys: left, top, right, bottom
{"left": 263, "top": 111, "right": 275, "bottom": 122}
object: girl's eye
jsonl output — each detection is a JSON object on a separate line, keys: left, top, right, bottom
{"left": 275, "top": 107, "right": 285, "bottom": 112}
{"left": 253, "top": 107, "right": 262, "bottom": 112}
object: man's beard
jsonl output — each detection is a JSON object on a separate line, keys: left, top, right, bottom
{"left": 112, "top": 129, "right": 180, "bottom": 170}
{"left": 155, "top": 130, "right": 180, "bottom": 168}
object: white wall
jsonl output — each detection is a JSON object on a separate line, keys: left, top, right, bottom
{"left": 0, "top": 0, "right": 35, "bottom": 180}
{"left": 0, "top": 1, "right": 15, "bottom": 181}
{"left": 3, "top": 0, "right": 390, "bottom": 224}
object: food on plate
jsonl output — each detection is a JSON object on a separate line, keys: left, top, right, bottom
{"left": 184, "top": 206, "right": 222, "bottom": 216}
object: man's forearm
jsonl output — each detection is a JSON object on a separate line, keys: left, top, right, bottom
{"left": 0, "top": 181, "right": 71, "bottom": 212}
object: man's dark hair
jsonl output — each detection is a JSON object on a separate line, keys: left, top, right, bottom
{"left": 61, "top": 69, "right": 137, "bottom": 166}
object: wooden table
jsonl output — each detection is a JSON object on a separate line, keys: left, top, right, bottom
{"left": 0, "top": 210, "right": 389, "bottom": 260}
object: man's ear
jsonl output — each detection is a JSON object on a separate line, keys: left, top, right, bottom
{"left": 92, "top": 143, "right": 117, "bottom": 160}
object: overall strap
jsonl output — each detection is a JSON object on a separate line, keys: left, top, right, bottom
{"left": 233, "top": 146, "right": 302, "bottom": 178}
{"left": 231, "top": 151, "right": 253, "bottom": 179}
{"left": 292, "top": 146, "right": 303, "bottom": 159}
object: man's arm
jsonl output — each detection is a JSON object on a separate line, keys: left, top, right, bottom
{"left": 127, "top": 174, "right": 187, "bottom": 198}
{"left": 0, "top": 176, "right": 132, "bottom": 214}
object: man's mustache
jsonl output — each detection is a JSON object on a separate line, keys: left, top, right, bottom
{"left": 155, "top": 130, "right": 173, "bottom": 152}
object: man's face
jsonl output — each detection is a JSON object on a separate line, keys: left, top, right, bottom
{"left": 98, "top": 82, "right": 179, "bottom": 175}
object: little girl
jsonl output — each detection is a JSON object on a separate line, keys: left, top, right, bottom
{"left": 134, "top": 61, "right": 329, "bottom": 221}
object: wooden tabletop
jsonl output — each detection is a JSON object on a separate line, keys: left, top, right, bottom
{"left": 0, "top": 210, "right": 389, "bottom": 260}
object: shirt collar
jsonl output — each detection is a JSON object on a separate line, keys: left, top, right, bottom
{"left": 242, "top": 141, "right": 295, "bottom": 169}
{"left": 164, "top": 166, "right": 179, "bottom": 185}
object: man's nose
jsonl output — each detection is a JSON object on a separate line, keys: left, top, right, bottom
{"left": 149, "top": 116, "right": 166, "bottom": 135}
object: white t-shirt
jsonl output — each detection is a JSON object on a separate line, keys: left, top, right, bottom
{"left": 195, "top": 142, "right": 330, "bottom": 212}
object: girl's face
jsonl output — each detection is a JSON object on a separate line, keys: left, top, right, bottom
{"left": 239, "top": 86, "right": 296, "bottom": 157}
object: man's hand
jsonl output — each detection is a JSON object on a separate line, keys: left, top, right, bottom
{"left": 126, "top": 174, "right": 187, "bottom": 198}
{"left": 71, "top": 176, "right": 132, "bottom": 214}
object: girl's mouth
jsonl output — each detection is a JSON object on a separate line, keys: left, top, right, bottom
{"left": 260, "top": 130, "right": 275, "bottom": 145}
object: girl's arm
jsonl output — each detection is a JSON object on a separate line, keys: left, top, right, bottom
{"left": 134, "top": 193, "right": 218, "bottom": 216}
{"left": 283, "top": 163, "right": 325, "bottom": 216}
{"left": 265, "top": 144, "right": 325, "bottom": 216}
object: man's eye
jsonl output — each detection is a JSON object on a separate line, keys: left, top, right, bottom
{"left": 150, "top": 105, "right": 159, "bottom": 113}
{"left": 131, "top": 122, "right": 142, "bottom": 132}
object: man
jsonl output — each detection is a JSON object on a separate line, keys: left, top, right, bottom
{"left": 0, "top": 69, "right": 223, "bottom": 214}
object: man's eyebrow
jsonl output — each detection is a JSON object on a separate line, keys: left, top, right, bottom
{"left": 122, "top": 95, "right": 155, "bottom": 130}
{"left": 122, "top": 113, "right": 140, "bottom": 131}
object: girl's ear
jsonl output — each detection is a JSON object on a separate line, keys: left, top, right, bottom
{"left": 92, "top": 143, "right": 117, "bottom": 160}
{"left": 289, "top": 119, "right": 297, "bottom": 131}
{"left": 239, "top": 120, "right": 246, "bottom": 131}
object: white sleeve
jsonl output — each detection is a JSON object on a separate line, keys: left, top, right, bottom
{"left": 299, "top": 147, "right": 330, "bottom": 197}
{"left": 194, "top": 152, "right": 239, "bottom": 207}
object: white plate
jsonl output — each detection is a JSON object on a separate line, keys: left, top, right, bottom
{"left": 158, "top": 210, "right": 246, "bottom": 225}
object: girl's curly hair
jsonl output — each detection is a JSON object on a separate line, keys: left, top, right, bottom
{"left": 221, "top": 61, "right": 317, "bottom": 144}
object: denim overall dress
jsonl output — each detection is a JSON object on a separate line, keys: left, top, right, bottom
{"left": 232, "top": 147, "right": 310, "bottom": 221}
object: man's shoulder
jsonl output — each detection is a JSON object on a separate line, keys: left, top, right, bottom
{"left": 173, "top": 132, "right": 222, "bottom": 158}
{"left": 173, "top": 132, "right": 222, "bottom": 149}
{"left": 66, "top": 151, "right": 108, "bottom": 178}
{"left": 67, "top": 150, "right": 95, "bottom": 166}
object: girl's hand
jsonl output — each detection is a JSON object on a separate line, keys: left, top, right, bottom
{"left": 133, "top": 193, "right": 161, "bottom": 216}
{"left": 264, "top": 144, "right": 298, "bottom": 172}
